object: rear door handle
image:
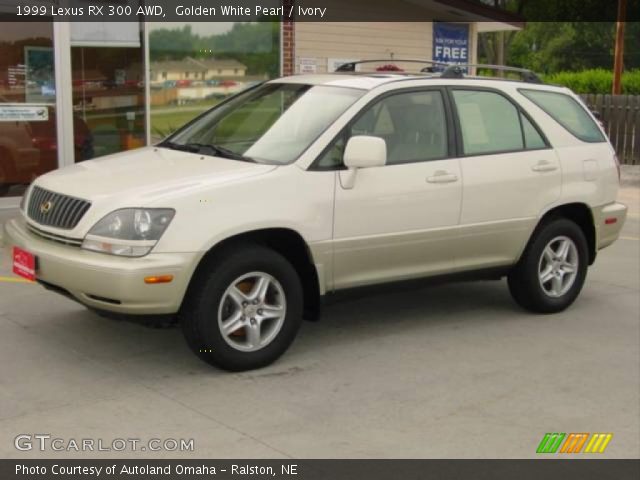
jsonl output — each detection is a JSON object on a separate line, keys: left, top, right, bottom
{"left": 532, "top": 161, "right": 558, "bottom": 172}
{"left": 427, "top": 170, "right": 458, "bottom": 184}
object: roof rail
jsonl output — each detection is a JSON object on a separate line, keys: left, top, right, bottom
{"left": 334, "top": 59, "right": 543, "bottom": 84}
{"left": 335, "top": 59, "right": 449, "bottom": 73}
{"left": 440, "top": 63, "right": 543, "bottom": 84}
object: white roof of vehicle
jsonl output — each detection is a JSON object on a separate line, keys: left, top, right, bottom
{"left": 272, "top": 74, "right": 410, "bottom": 90}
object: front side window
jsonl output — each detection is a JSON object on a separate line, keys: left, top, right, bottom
{"left": 166, "top": 83, "right": 364, "bottom": 165}
{"left": 519, "top": 89, "right": 605, "bottom": 143}
{"left": 317, "top": 90, "right": 449, "bottom": 168}
{"left": 452, "top": 90, "right": 524, "bottom": 155}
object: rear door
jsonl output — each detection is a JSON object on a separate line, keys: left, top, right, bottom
{"left": 449, "top": 87, "right": 561, "bottom": 270}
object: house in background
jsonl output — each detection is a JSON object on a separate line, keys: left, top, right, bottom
{"left": 150, "top": 57, "right": 248, "bottom": 84}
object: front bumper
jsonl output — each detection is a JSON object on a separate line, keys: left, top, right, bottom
{"left": 593, "top": 202, "right": 628, "bottom": 250}
{"left": 2, "top": 216, "right": 199, "bottom": 314}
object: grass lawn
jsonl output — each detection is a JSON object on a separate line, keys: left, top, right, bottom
{"left": 150, "top": 109, "right": 208, "bottom": 139}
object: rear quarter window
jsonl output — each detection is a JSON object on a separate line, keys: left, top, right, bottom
{"left": 519, "top": 89, "right": 605, "bottom": 143}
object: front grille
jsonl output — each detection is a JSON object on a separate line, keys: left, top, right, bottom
{"left": 27, "top": 186, "right": 91, "bottom": 230}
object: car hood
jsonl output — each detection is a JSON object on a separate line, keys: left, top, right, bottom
{"left": 34, "top": 147, "right": 278, "bottom": 203}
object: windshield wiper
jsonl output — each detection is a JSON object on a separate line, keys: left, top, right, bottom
{"left": 159, "top": 141, "right": 256, "bottom": 162}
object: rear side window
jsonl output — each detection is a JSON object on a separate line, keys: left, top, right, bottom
{"left": 521, "top": 115, "right": 546, "bottom": 149}
{"left": 519, "top": 89, "right": 605, "bottom": 143}
{"left": 452, "top": 90, "right": 524, "bottom": 155}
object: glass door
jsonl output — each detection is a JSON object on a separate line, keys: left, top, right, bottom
{"left": 70, "top": 23, "right": 145, "bottom": 162}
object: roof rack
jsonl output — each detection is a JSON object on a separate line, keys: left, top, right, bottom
{"left": 334, "top": 59, "right": 543, "bottom": 84}
{"left": 334, "top": 59, "right": 449, "bottom": 73}
{"left": 441, "top": 63, "right": 542, "bottom": 83}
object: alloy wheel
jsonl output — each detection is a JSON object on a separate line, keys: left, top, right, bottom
{"left": 538, "top": 235, "right": 579, "bottom": 298}
{"left": 217, "top": 272, "right": 287, "bottom": 352}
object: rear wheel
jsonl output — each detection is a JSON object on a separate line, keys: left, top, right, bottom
{"left": 181, "top": 245, "right": 303, "bottom": 371}
{"left": 508, "top": 218, "right": 588, "bottom": 313}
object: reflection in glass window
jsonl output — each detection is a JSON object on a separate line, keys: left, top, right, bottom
{"left": 149, "top": 22, "right": 281, "bottom": 142}
{"left": 71, "top": 46, "right": 145, "bottom": 162}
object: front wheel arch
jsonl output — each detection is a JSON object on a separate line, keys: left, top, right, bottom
{"left": 181, "top": 228, "right": 321, "bottom": 322}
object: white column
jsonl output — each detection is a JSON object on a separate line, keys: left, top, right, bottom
{"left": 143, "top": 21, "right": 151, "bottom": 146}
{"left": 53, "top": 21, "right": 75, "bottom": 168}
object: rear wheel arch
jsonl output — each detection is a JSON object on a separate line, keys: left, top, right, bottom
{"left": 182, "top": 228, "right": 321, "bottom": 321}
{"left": 528, "top": 203, "right": 597, "bottom": 265}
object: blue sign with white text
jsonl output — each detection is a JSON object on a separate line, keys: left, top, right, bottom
{"left": 433, "top": 23, "right": 469, "bottom": 70}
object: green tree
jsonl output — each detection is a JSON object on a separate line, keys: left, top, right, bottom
{"left": 477, "top": 0, "right": 639, "bottom": 73}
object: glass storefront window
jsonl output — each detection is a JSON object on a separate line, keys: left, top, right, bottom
{"left": 149, "top": 22, "right": 280, "bottom": 142}
{"left": 71, "top": 44, "right": 145, "bottom": 162}
{"left": 0, "top": 18, "right": 281, "bottom": 197}
{"left": 0, "top": 20, "right": 57, "bottom": 197}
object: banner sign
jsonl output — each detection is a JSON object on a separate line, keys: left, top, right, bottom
{"left": 433, "top": 22, "right": 469, "bottom": 69}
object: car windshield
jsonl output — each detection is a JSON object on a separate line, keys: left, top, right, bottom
{"left": 162, "top": 83, "right": 364, "bottom": 165}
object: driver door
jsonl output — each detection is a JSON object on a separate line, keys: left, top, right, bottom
{"left": 325, "top": 88, "right": 463, "bottom": 290}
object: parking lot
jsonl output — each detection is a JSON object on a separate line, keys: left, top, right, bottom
{"left": 0, "top": 176, "right": 638, "bottom": 459}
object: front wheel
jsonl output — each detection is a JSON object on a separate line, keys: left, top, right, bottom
{"left": 508, "top": 218, "right": 589, "bottom": 313}
{"left": 181, "top": 245, "right": 303, "bottom": 371}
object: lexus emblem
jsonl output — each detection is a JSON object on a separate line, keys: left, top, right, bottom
{"left": 40, "top": 201, "right": 53, "bottom": 214}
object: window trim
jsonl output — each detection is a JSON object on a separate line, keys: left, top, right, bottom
{"left": 518, "top": 88, "right": 607, "bottom": 144}
{"left": 446, "top": 86, "right": 551, "bottom": 158}
{"left": 309, "top": 86, "right": 456, "bottom": 171}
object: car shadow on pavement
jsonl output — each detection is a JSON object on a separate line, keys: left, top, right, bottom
{"left": 296, "top": 279, "right": 520, "bottom": 347}
{"left": 46, "top": 278, "right": 520, "bottom": 375}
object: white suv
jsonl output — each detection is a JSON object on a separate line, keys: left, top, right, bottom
{"left": 3, "top": 65, "right": 627, "bottom": 371}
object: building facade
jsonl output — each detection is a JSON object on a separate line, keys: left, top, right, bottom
{"left": 0, "top": 0, "right": 520, "bottom": 206}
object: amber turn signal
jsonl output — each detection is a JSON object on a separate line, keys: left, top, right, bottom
{"left": 144, "top": 275, "right": 174, "bottom": 284}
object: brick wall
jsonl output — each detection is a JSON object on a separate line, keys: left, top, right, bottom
{"left": 282, "top": 0, "right": 295, "bottom": 76}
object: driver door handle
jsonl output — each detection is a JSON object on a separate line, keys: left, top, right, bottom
{"left": 427, "top": 170, "right": 458, "bottom": 184}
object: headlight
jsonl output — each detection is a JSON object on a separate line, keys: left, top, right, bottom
{"left": 82, "top": 208, "right": 175, "bottom": 257}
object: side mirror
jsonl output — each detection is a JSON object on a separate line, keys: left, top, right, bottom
{"left": 344, "top": 136, "right": 387, "bottom": 169}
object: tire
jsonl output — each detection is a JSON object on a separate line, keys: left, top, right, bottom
{"left": 508, "top": 218, "right": 589, "bottom": 314}
{"left": 180, "top": 245, "right": 304, "bottom": 371}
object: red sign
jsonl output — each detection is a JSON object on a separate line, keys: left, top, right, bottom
{"left": 12, "top": 246, "right": 36, "bottom": 282}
